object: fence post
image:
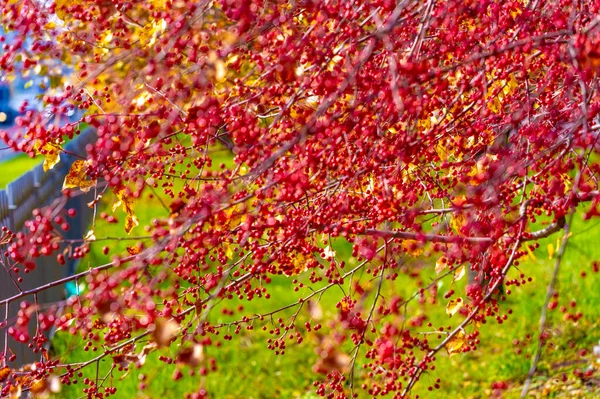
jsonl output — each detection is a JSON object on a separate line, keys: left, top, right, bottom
{"left": 0, "top": 128, "right": 97, "bottom": 368}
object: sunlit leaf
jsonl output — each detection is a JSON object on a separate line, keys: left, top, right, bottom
{"left": 322, "top": 245, "right": 336, "bottom": 259}
{"left": 112, "top": 189, "right": 139, "bottom": 234}
{"left": 35, "top": 141, "right": 62, "bottom": 172}
{"left": 63, "top": 160, "right": 96, "bottom": 193}
{"left": 127, "top": 246, "right": 141, "bottom": 255}
{"left": 436, "top": 257, "right": 447, "bottom": 274}
{"left": 83, "top": 229, "right": 96, "bottom": 242}
{"left": 401, "top": 239, "right": 423, "bottom": 256}
{"left": 453, "top": 265, "right": 465, "bottom": 282}
{"left": 444, "top": 330, "right": 466, "bottom": 357}
{"left": 55, "top": 0, "right": 84, "bottom": 21}
{"left": 450, "top": 213, "right": 466, "bottom": 235}
{"left": 225, "top": 244, "right": 234, "bottom": 259}
{"left": 0, "top": 367, "right": 11, "bottom": 382}
{"left": 446, "top": 297, "right": 463, "bottom": 317}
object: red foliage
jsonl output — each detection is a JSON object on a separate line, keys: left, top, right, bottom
{"left": 1, "top": 0, "right": 600, "bottom": 397}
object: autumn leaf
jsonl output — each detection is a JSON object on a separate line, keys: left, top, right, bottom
{"left": 0, "top": 367, "right": 11, "bottom": 382}
{"left": 225, "top": 243, "right": 234, "bottom": 259}
{"left": 83, "top": 229, "right": 96, "bottom": 242}
{"left": 176, "top": 344, "right": 204, "bottom": 367}
{"left": 112, "top": 189, "right": 139, "bottom": 234}
{"left": 450, "top": 213, "right": 466, "bottom": 235}
{"left": 446, "top": 297, "right": 464, "bottom": 317}
{"left": 63, "top": 160, "right": 96, "bottom": 193}
{"left": 547, "top": 243, "right": 555, "bottom": 259}
{"left": 126, "top": 246, "right": 141, "bottom": 255}
{"left": 322, "top": 245, "right": 336, "bottom": 259}
{"left": 6, "top": 383, "right": 21, "bottom": 399}
{"left": 35, "top": 141, "right": 62, "bottom": 172}
{"left": 436, "top": 257, "right": 447, "bottom": 274}
{"left": 278, "top": 252, "right": 310, "bottom": 276}
{"left": 453, "top": 265, "right": 465, "bottom": 282}
{"left": 401, "top": 239, "right": 424, "bottom": 256}
{"left": 151, "top": 318, "right": 179, "bottom": 347}
{"left": 444, "top": 330, "right": 466, "bottom": 357}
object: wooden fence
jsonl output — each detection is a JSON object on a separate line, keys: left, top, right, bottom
{"left": 0, "top": 129, "right": 96, "bottom": 367}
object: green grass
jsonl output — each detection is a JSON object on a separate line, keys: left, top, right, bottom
{"left": 49, "top": 149, "right": 600, "bottom": 399}
{"left": 0, "top": 154, "right": 41, "bottom": 188}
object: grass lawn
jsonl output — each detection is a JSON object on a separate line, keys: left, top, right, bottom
{"left": 0, "top": 154, "right": 41, "bottom": 188}
{"left": 49, "top": 144, "right": 600, "bottom": 398}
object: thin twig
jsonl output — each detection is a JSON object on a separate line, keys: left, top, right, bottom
{"left": 521, "top": 212, "right": 573, "bottom": 397}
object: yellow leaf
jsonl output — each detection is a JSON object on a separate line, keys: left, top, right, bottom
{"left": 150, "top": 0, "right": 167, "bottom": 10}
{"left": 436, "top": 140, "right": 449, "bottom": 161}
{"left": 35, "top": 141, "right": 62, "bottom": 172}
{"left": 138, "top": 19, "right": 166, "bottom": 47}
{"left": 453, "top": 265, "right": 465, "bottom": 282}
{"left": 450, "top": 213, "right": 466, "bottom": 235}
{"left": 444, "top": 330, "right": 466, "bottom": 357}
{"left": 113, "top": 189, "right": 139, "bottom": 234}
{"left": 55, "top": 0, "right": 83, "bottom": 21}
{"left": 401, "top": 239, "right": 423, "bottom": 257}
{"left": 291, "top": 252, "right": 308, "bottom": 275}
{"left": 225, "top": 244, "right": 233, "bottom": 259}
{"left": 125, "top": 214, "right": 139, "bottom": 234}
{"left": 436, "top": 257, "right": 447, "bottom": 274}
{"left": 446, "top": 297, "right": 463, "bottom": 317}
{"left": 63, "top": 160, "right": 96, "bottom": 193}
{"left": 470, "top": 318, "right": 481, "bottom": 329}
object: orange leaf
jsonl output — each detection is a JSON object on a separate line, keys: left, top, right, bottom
{"left": 0, "top": 367, "right": 11, "bottom": 382}
{"left": 127, "top": 246, "right": 141, "bottom": 255}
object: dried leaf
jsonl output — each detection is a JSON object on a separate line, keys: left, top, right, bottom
{"left": 453, "top": 265, "right": 465, "bottom": 282}
{"left": 83, "top": 229, "right": 96, "bottom": 242}
{"left": 126, "top": 246, "right": 141, "bottom": 255}
{"left": 436, "top": 257, "right": 447, "bottom": 274}
{"left": 63, "top": 160, "right": 96, "bottom": 193}
{"left": 113, "top": 189, "right": 139, "bottom": 234}
{"left": 177, "top": 344, "right": 204, "bottom": 367}
{"left": 446, "top": 297, "right": 464, "bottom": 317}
{"left": 444, "top": 330, "right": 466, "bottom": 357}
{"left": 152, "top": 318, "right": 179, "bottom": 347}
{"left": 313, "top": 337, "right": 350, "bottom": 374}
